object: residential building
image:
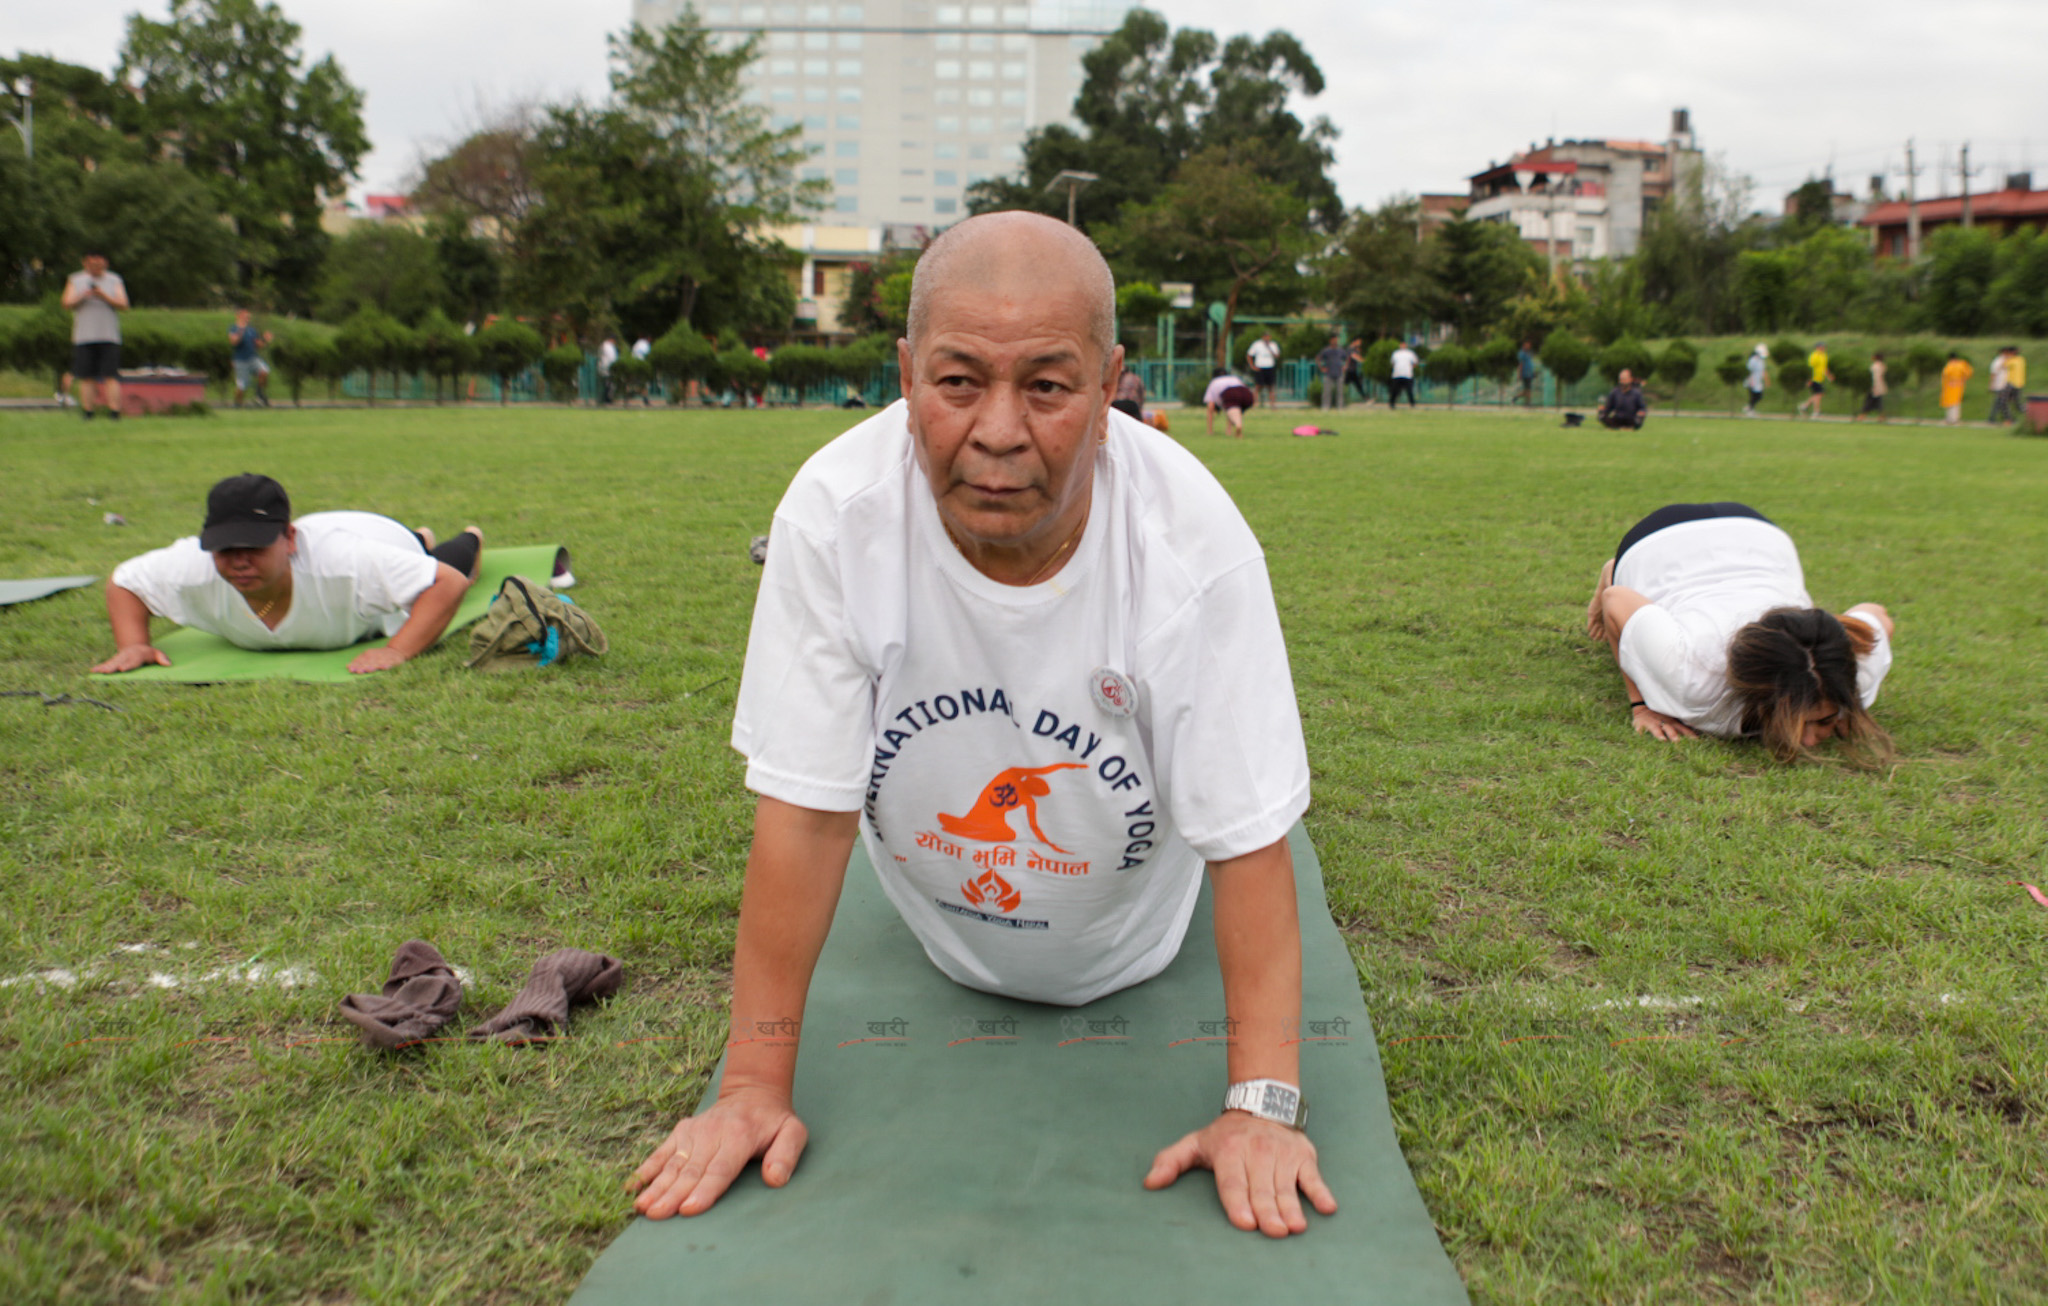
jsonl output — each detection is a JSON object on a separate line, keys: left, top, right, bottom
{"left": 1461, "top": 109, "right": 1704, "bottom": 263}
{"left": 630, "top": 0, "right": 1125, "bottom": 230}
{"left": 1861, "top": 177, "right": 2048, "bottom": 258}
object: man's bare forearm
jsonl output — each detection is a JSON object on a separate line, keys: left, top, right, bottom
{"left": 722, "top": 797, "right": 860, "bottom": 1093}
{"left": 382, "top": 565, "right": 469, "bottom": 660}
{"left": 1210, "top": 836, "right": 1303, "bottom": 1087}
{"left": 106, "top": 582, "right": 155, "bottom": 649}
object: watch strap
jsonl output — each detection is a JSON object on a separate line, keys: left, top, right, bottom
{"left": 1222, "top": 1077, "right": 1308, "bottom": 1130}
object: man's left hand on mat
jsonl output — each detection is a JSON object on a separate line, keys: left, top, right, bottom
{"left": 346, "top": 646, "right": 409, "bottom": 675}
{"left": 1144, "top": 1112, "right": 1338, "bottom": 1238}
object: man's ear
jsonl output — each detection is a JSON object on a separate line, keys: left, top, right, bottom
{"left": 896, "top": 338, "right": 914, "bottom": 404}
{"left": 1103, "top": 344, "right": 1126, "bottom": 396}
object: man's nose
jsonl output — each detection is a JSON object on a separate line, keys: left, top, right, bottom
{"left": 968, "top": 384, "right": 1032, "bottom": 452}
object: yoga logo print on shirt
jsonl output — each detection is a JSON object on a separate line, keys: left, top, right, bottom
{"left": 938, "top": 763, "right": 1086, "bottom": 851}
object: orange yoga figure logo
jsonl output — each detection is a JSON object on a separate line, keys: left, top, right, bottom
{"left": 937, "top": 763, "right": 1084, "bottom": 851}
{"left": 961, "top": 869, "right": 1023, "bottom": 913}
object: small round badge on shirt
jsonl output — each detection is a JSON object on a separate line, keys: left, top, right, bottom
{"left": 1089, "top": 666, "right": 1137, "bottom": 718}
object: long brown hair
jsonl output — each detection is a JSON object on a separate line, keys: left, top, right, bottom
{"left": 1726, "top": 608, "right": 1894, "bottom": 766}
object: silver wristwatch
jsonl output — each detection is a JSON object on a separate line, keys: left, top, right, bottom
{"left": 1223, "top": 1078, "right": 1308, "bottom": 1130}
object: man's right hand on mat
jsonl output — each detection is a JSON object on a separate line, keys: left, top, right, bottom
{"left": 1144, "top": 1112, "right": 1338, "bottom": 1238}
{"left": 629, "top": 1085, "right": 809, "bottom": 1219}
{"left": 91, "top": 643, "right": 171, "bottom": 673}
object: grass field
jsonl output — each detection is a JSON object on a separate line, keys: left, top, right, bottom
{"left": 3, "top": 403, "right": 2045, "bottom": 1304}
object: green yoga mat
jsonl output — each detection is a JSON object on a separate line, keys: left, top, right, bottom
{"left": 573, "top": 823, "right": 1469, "bottom": 1305}
{"left": 0, "top": 575, "right": 98, "bottom": 606}
{"left": 93, "top": 545, "right": 568, "bottom": 684}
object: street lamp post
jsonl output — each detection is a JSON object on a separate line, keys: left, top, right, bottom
{"left": 1044, "top": 169, "right": 1099, "bottom": 227}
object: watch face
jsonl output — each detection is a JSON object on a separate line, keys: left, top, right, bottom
{"left": 1262, "top": 1083, "right": 1299, "bottom": 1117}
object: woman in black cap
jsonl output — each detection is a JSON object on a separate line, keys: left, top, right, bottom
{"left": 92, "top": 473, "right": 483, "bottom": 675}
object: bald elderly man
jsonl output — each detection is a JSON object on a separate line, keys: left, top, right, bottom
{"left": 631, "top": 212, "right": 1335, "bottom": 1239}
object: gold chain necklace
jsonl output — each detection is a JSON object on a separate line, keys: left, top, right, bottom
{"left": 251, "top": 589, "right": 285, "bottom": 623}
{"left": 944, "top": 507, "right": 1089, "bottom": 586}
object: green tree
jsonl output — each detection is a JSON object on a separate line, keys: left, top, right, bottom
{"left": 72, "top": 161, "right": 235, "bottom": 306}
{"left": 1431, "top": 217, "right": 1543, "bottom": 340}
{"left": 840, "top": 248, "right": 920, "bottom": 338}
{"left": 473, "top": 318, "right": 544, "bottom": 403}
{"left": 1921, "top": 226, "right": 1997, "bottom": 336}
{"left": 432, "top": 217, "right": 502, "bottom": 325}
{"left": 1538, "top": 330, "right": 1593, "bottom": 405}
{"left": 542, "top": 342, "right": 585, "bottom": 403}
{"left": 648, "top": 322, "right": 716, "bottom": 398}
{"left": 1323, "top": 199, "right": 1442, "bottom": 339}
{"left": 412, "top": 308, "right": 476, "bottom": 403}
{"left": 1597, "top": 336, "right": 1656, "bottom": 384}
{"left": 1654, "top": 339, "right": 1698, "bottom": 402}
{"left": 268, "top": 330, "right": 338, "bottom": 406}
{"left": 318, "top": 225, "right": 447, "bottom": 324}
{"left": 1097, "top": 149, "right": 1319, "bottom": 364}
{"left": 1904, "top": 340, "right": 1947, "bottom": 408}
{"left": 511, "top": 15, "right": 822, "bottom": 341}
{"left": 1777, "top": 358, "right": 1813, "bottom": 398}
{"left": 1986, "top": 227, "right": 2048, "bottom": 337}
{"left": 1423, "top": 343, "right": 1472, "bottom": 407}
{"left": 1736, "top": 251, "right": 1795, "bottom": 333}
{"left": 118, "top": 0, "right": 369, "bottom": 309}
{"left": 1471, "top": 336, "right": 1519, "bottom": 404}
{"left": 1713, "top": 351, "right": 1749, "bottom": 412}
{"left": 968, "top": 9, "right": 1339, "bottom": 231}
{"left": 333, "top": 307, "right": 414, "bottom": 404}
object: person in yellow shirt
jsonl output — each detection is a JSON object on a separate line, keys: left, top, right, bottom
{"left": 1939, "top": 352, "right": 1974, "bottom": 426}
{"left": 1798, "top": 342, "right": 1831, "bottom": 418}
{"left": 1990, "top": 346, "right": 2027, "bottom": 423}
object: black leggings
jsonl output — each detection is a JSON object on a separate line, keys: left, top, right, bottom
{"left": 412, "top": 530, "right": 481, "bottom": 577}
{"left": 1613, "top": 502, "right": 1771, "bottom": 571}
{"left": 1389, "top": 377, "right": 1416, "bottom": 407}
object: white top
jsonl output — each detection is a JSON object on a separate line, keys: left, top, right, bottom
{"left": 1391, "top": 347, "right": 1419, "bottom": 380}
{"left": 111, "top": 511, "right": 440, "bottom": 650}
{"left": 732, "top": 401, "right": 1311, "bottom": 1006}
{"left": 1990, "top": 355, "right": 2008, "bottom": 389}
{"left": 1614, "top": 516, "right": 1892, "bottom": 737}
{"left": 631, "top": 338, "right": 652, "bottom": 359}
{"left": 1746, "top": 353, "right": 1767, "bottom": 389}
{"left": 1246, "top": 338, "right": 1280, "bottom": 369}
{"left": 598, "top": 340, "right": 619, "bottom": 372}
{"left": 68, "top": 271, "right": 126, "bottom": 343}
{"left": 1203, "top": 374, "right": 1250, "bottom": 406}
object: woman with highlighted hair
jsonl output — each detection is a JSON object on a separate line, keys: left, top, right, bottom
{"left": 1584, "top": 502, "right": 1896, "bottom": 765}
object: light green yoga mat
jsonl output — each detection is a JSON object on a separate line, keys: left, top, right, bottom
{"left": 93, "top": 545, "right": 567, "bottom": 684}
{"left": 573, "top": 823, "right": 1468, "bottom": 1305}
{"left": 0, "top": 575, "right": 98, "bottom": 606}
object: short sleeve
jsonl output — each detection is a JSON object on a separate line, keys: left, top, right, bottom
{"left": 1841, "top": 610, "right": 1893, "bottom": 708}
{"left": 110, "top": 539, "right": 212, "bottom": 628}
{"left": 1138, "top": 557, "right": 1310, "bottom": 863}
{"left": 1615, "top": 603, "right": 1713, "bottom": 721}
{"left": 730, "top": 519, "right": 877, "bottom": 812}
{"left": 347, "top": 542, "right": 439, "bottom": 624}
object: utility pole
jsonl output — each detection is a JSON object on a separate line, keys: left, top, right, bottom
{"left": 5, "top": 79, "right": 31, "bottom": 296}
{"left": 1959, "top": 141, "right": 1978, "bottom": 228}
{"left": 1904, "top": 139, "right": 1921, "bottom": 261}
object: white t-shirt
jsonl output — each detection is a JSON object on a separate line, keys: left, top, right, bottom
{"left": 1391, "top": 347, "right": 1418, "bottom": 380}
{"left": 1746, "top": 353, "right": 1768, "bottom": 389}
{"left": 1203, "top": 374, "right": 1250, "bottom": 407}
{"left": 1614, "top": 516, "right": 1892, "bottom": 737}
{"left": 598, "top": 340, "right": 619, "bottom": 373}
{"left": 111, "top": 511, "right": 440, "bottom": 650}
{"left": 1246, "top": 338, "right": 1280, "bottom": 369}
{"left": 1990, "top": 355, "right": 2008, "bottom": 389}
{"left": 68, "top": 271, "right": 127, "bottom": 343}
{"left": 631, "top": 338, "right": 652, "bottom": 360}
{"left": 732, "top": 401, "right": 1311, "bottom": 1006}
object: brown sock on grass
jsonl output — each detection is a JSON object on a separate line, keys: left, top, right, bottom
{"left": 467, "top": 948, "right": 623, "bottom": 1044}
{"left": 338, "top": 940, "right": 465, "bottom": 1050}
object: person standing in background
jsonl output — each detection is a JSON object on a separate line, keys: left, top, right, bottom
{"left": 228, "top": 309, "right": 274, "bottom": 409}
{"left": 2004, "top": 347, "right": 2027, "bottom": 424}
{"left": 1246, "top": 331, "right": 1281, "bottom": 409}
{"left": 1744, "top": 343, "right": 1769, "bottom": 417}
{"left": 1855, "top": 352, "right": 1888, "bottom": 423}
{"left": 1798, "top": 342, "right": 1830, "bottom": 419}
{"left": 597, "top": 336, "right": 620, "bottom": 405}
{"left": 1939, "top": 352, "right": 1974, "bottom": 426}
{"left": 62, "top": 251, "right": 129, "bottom": 421}
{"left": 1345, "top": 339, "right": 1369, "bottom": 403}
{"left": 1516, "top": 340, "right": 1538, "bottom": 405}
{"left": 1316, "top": 335, "right": 1348, "bottom": 411}
{"left": 1388, "top": 341, "right": 1419, "bottom": 409}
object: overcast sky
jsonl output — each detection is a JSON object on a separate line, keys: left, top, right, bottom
{"left": 15, "top": 0, "right": 2046, "bottom": 216}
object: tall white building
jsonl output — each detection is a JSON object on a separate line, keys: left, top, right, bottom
{"left": 631, "top": 0, "right": 1127, "bottom": 231}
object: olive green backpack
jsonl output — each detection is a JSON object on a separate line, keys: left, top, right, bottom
{"left": 465, "top": 575, "right": 608, "bottom": 671}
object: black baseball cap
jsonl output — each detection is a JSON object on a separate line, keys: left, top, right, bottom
{"left": 199, "top": 473, "right": 291, "bottom": 551}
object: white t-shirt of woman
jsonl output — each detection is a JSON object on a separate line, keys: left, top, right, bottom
{"left": 1615, "top": 516, "right": 1892, "bottom": 737}
{"left": 110, "top": 511, "right": 439, "bottom": 651}
{"left": 731, "top": 402, "right": 1311, "bottom": 1006}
